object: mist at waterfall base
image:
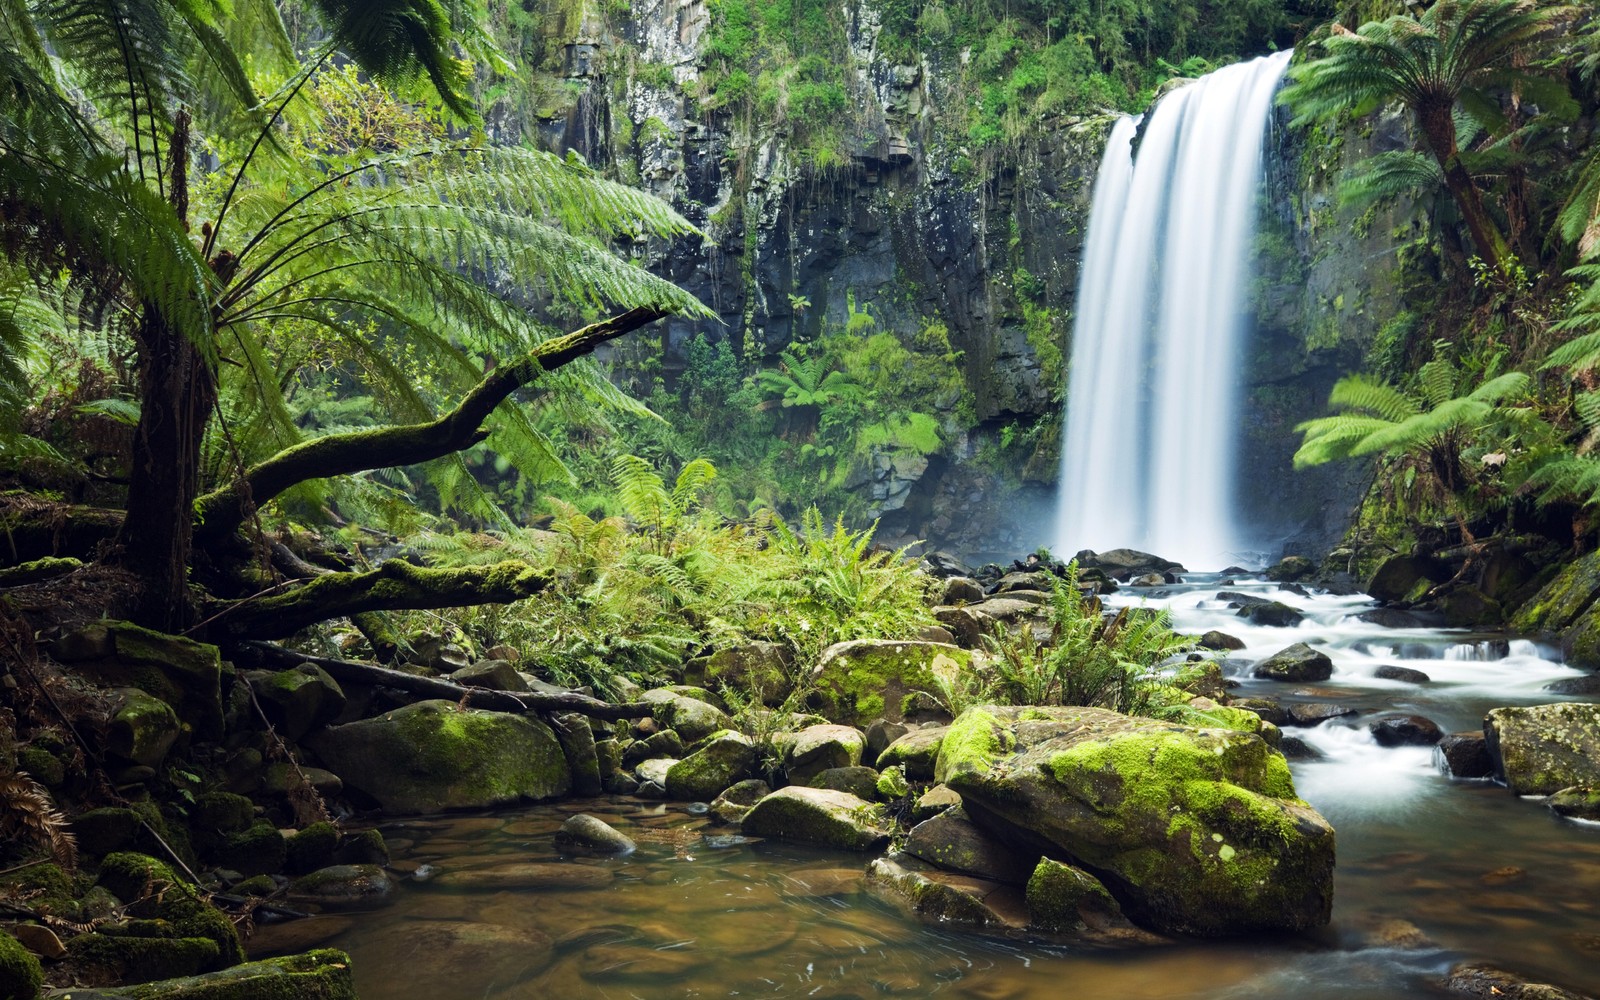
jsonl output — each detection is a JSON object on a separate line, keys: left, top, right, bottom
{"left": 1055, "top": 52, "right": 1292, "bottom": 571}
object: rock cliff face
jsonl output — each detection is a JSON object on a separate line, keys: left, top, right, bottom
{"left": 506, "top": 0, "right": 1400, "bottom": 563}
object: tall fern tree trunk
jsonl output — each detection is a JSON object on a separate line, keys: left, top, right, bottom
{"left": 114, "top": 112, "right": 214, "bottom": 631}
{"left": 117, "top": 309, "right": 216, "bottom": 631}
{"left": 1417, "top": 99, "right": 1514, "bottom": 275}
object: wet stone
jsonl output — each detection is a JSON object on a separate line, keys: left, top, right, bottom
{"left": 1436, "top": 732, "right": 1495, "bottom": 779}
{"left": 1375, "top": 664, "right": 1432, "bottom": 684}
{"left": 554, "top": 813, "right": 636, "bottom": 855}
{"left": 1287, "top": 702, "right": 1356, "bottom": 726}
{"left": 1371, "top": 714, "right": 1444, "bottom": 746}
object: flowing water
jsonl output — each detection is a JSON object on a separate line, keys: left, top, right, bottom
{"left": 1055, "top": 52, "right": 1292, "bottom": 568}
{"left": 252, "top": 576, "right": 1600, "bottom": 999}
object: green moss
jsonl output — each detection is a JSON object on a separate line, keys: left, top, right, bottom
{"left": 1025, "top": 859, "right": 1121, "bottom": 932}
{"left": 932, "top": 707, "right": 1013, "bottom": 784}
{"left": 193, "top": 793, "right": 255, "bottom": 835}
{"left": 875, "top": 765, "right": 910, "bottom": 800}
{"left": 0, "top": 930, "right": 42, "bottom": 1000}
{"left": 69, "top": 933, "right": 221, "bottom": 984}
{"left": 97, "top": 853, "right": 244, "bottom": 969}
{"left": 117, "top": 948, "right": 358, "bottom": 1000}
{"left": 285, "top": 822, "right": 339, "bottom": 875}
{"left": 814, "top": 642, "right": 970, "bottom": 727}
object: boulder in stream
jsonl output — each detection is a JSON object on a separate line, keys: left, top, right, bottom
{"left": 809, "top": 640, "right": 972, "bottom": 726}
{"left": 934, "top": 705, "right": 1335, "bottom": 936}
{"left": 1548, "top": 785, "right": 1600, "bottom": 822}
{"left": 1435, "top": 732, "right": 1495, "bottom": 779}
{"left": 1199, "top": 630, "right": 1246, "bottom": 651}
{"left": 1444, "top": 963, "right": 1597, "bottom": 1000}
{"left": 555, "top": 814, "right": 636, "bottom": 855}
{"left": 1236, "top": 600, "right": 1305, "bottom": 627}
{"left": 1374, "top": 664, "right": 1431, "bottom": 683}
{"left": 309, "top": 700, "right": 570, "bottom": 814}
{"left": 1252, "top": 643, "right": 1334, "bottom": 682}
{"left": 875, "top": 726, "right": 948, "bottom": 779}
{"left": 740, "top": 786, "right": 892, "bottom": 850}
{"left": 1484, "top": 704, "right": 1600, "bottom": 795}
{"left": 1370, "top": 715, "right": 1443, "bottom": 746}
{"left": 666, "top": 731, "right": 759, "bottom": 800}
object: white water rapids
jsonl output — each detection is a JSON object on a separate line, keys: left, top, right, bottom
{"left": 1056, "top": 51, "right": 1292, "bottom": 569}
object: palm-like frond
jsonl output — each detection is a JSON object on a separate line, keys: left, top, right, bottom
{"left": 1339, "top": 150, "right": 1442, "bottom": 210}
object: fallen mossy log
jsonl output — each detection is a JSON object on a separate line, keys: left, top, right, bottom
{"left": 210, "top": 559, "right": 551, "bottom": 640}
{"left": 0, "top": 497, "right": 122, "bottom": 565}
{"left": 236, "top": 640, "right": 654, "bottom": 720}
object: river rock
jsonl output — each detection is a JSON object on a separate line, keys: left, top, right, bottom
{"left": 430, "top": 863, "right": 614, "bottom": 891}
{"left": 1544, "top": 674, "right": 1600, "bottom": 695}
{"left": 351, "top": 920, "right": 553, "bottom": 997}
{"left": 555, "top": 814, "right": 636, "bottom": 855}
{"left": 634, "top": 757, "right": 676, "bottom": 787}
{"left": 1199, "top": 630, "right": 1246, "bottom": 651}
{"left": 932, "top": 606, "right": 989, "bottom": 648}
{"left": 288, "top": 865, "right": 394, "bottom": 911}
{"left": 547, "top": 712, "right": 602, "bottom": 797}
{"left": 709, "top": 779, "right": 771, "bottom": 825}
{"left": 864, "top": 856, "right": 1025, "bottom": 929}
{"left": 996, "top": 570, "right": 1056, "bottom": 594}
{"left": 52, "top": 621, "right": 226, "bottom": 740}
{"left": 243, "top": 664, "right": 347, "bottom": 741}
{"left": 623, "top": 729, "right": 686, "bottom": 768}
{"left": 1484, "top": 703, "right": 1600, "bottom": 795}
{"left": 1286, "top": 703, "right": 1355, "bottom": 726}
{"left": 1375, "top": 664, "right": 1431, "bottom": 683}
{"left": 449, "top": 659, "right": 529, "bottom": 692}
{"left": 810, "top": 640, "right": 972, "bottom": 726}
{"left": 1078, "top": 549, "right": 1183, "bottom": 581}
{"left": 703, "top": 641, "right": 794, "bottom": 705}
{"left": 666, "top": 731, "right": 759, "bottom": 800}
{"left": 941, "top": 576, "right": 986, "bottom": 605}
{"left": 1436, "top": 732, "right": 1495, "bottom": 779}
{"left": 1444, "top": 963, "right": 1596, "bottom": 1000}
{"left": 108, "top": 688, "right": 181, "bottom": 768}
{"left": 782, "top": 724, "right": 866, "bottom": 783}
{"left": 309, "top": 700, "right": 570, "bottom": 814}
{"left": 1236, "top": 600, "right": 1305, "bottom": 627}
{"left": 740, "top": 786, "right": 891, "bottom": 850}
{"left": 1253, "top": 643, "right": 1334, "bottom": 682}
{"left": 913, "top": 783, "right": 963, "bottom": 822}
{"left": 1231, "top": 697, "right": 1290, "bottom": 727}
{"left": 934, "top": 705, "right": 1335, "bottom": 936}
{"left": 640, "top": 689, "right": 731, "bottom": 743}
{"left": 810, "top": 766, "right": 880, "bottom": 800}
{"left": 1436, "top": 587, "right": 1503, "bottom": 628}
{"left": 1278, "top": 736, "right": 1322, "bottom": 760}
{"left": 1265, "top": 556, "right": 1316, "bottom": 582}
{"left": 876, "top": 726, "right": 947, "bottom": 779}
{"left": 1359, "top": 608, "right": 1431, "bottom": 628}
{"left": 864, "top": 718, "right": 910, "bottom": 764}
{"left": 1026, "top": 858, "right": 1165, "bottom": 946}
{"left": 1367, "top": 554, "right": 1442, "bottom": 605}
{"left": 904, "top": 805, "right": 1035, "bottom": 884}
{"left": 1371, "top": 715, "right": 1444, "bottom": 746}
{"left": 1548, "top": 785, "right": 1600, "bottom": 821}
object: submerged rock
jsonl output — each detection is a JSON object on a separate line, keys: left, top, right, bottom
{"left": 1253, "top": 643, "right": 1334, "bottom": 682}
{"left": 740, "top": 786, "right": 892, "bottom": 850}
{"left": 1484, "top": 704, "right": 1600, "bottom": 795}
{"left": 288, "top": 865, "right": 395, "bottom": 911}
{"left": 94, "top": 948, "right": 357, "bottom": 1000}
{"left": 555, "top": 814, "right": 636, "bottom": 855}
{"left": 309, "top": 700, "right": 570, "bottom": 814}
{"left": 1444, "top": 963, "right": 1596, "bottom": 1000}
{"left": 864, "top": 856, "right": 1025, "bottom": 929}
{"left": 933, "top": 705, "right": 1335, "bottom": 937}
{"left": 1374, "top": 664, "right": 1431, "bottom": 683}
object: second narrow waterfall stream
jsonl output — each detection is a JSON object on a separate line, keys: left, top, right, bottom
{"left": 255, "top": 578, "right": 1600, "bottom": 999}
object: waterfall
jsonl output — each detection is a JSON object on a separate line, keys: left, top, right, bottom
{"left": 1054, "top": 51, "right": 1291, "bottom": 570}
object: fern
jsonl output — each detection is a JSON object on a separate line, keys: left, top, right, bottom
{"left": 0, "top": 770, "right": 77, "bottom": 870}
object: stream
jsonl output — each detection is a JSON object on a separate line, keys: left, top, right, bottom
{"left": 249, "top": 575, "right": 1600, "bottom": 999}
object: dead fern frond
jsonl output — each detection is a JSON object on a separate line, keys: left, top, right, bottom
{"left": 0, "top": 770, "right": 78, "bottom": 871}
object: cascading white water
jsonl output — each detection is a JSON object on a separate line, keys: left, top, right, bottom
{"left": 1055, "top": 51, "right": 1292, "bottom": 570}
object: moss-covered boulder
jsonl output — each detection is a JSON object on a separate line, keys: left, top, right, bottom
{"left": 52, "top": 622, "right": 226, "bottom": 740}
{"left": 285, "top": 822, "right": 340, "bottom": 875}
{"left": 1265, "top": 556, "right": 1315, "bottom": 583}
{"left": 903, "top": 805, "right": 1034, "bottom": 884}
{"left": 1025, "top": 858, "right": 1164, "bottom": 946}
{"left": 781, "top": 724, "right": 867, "bottom": 784}
{"left": 308, "top": 700, "right": 570, "bottom": 814}
{"left": 1509, "top": 548, "right": 1600, "bottom": 635}
{"left": 1549, "top": 785, "right": 1600, "bottom": 821}
{"left": 702, "top": 641, "right": 794, "bottom": 706}
{"left": 96, "top": 853, "right": 244, "bottom": 970}
{"left": 109, "top": 688, "right": 181, "bottom": 767}
{"left": 875, "top": 726, "right": 947, "bottom": 779}
{"left": 287, "top": 865, "right": 394, "bottom": 911}
{"left": 665, "top": 731, "right": 759, "bottom": 801}
{"left": 934, "top": 705, "right": 1335, "bottom": 937}
{"left": 1252, "top": 643, "right": 1333, "bottom": 682}
{"left": 864, "top": 856, "right": 1023, "bottom": 929}
{"left": 241, "top": 665, "right": 345, "bottom": 742}
{"left": 639, "top": 689, "right": 731, "bottom": 744}
{"left": 809, "top": 640, "right": 972, "bottom": 726}
{"left": 110, "top": 948, "right": 356, "bottom": 1000}
{"left": 1367, "top": 554, "right": 1443, "bottom": 604}
{"left": 740, "top": 786, "right": 891, "bottom": 850}
{"left": 0, "top": 930, "right": 41, "bottom": 1000}
{"left": 210, "top": 821, "right": 287, "bottom": 878}
{"left": 548, "top": 712, "right": 602, "bottom": 797}
{"left": 1484, "top": 704, "right": 1600, "bottom": 795}
{"left": 709, "top": 779, "right": 770, "bottom": 825}
{"left": 68, "top": 932, "right": 222, "bottom": 984}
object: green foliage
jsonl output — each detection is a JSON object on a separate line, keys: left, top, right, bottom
{"left": 980, "top": 566, "right": 1193, "bottom": 716}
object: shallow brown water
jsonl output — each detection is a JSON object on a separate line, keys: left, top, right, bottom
{"left": 251, "top": 578, "right": 1600, "bottom": 999}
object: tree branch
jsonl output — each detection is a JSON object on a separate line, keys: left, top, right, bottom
{"left": 235, "top": 641, "right": 653, "bottom": 720}
{"left": 209, "top": 559, "right": 549, "bottom": 640}
{"left": 195, "top": 306, "right": 668, "bottom": 540}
